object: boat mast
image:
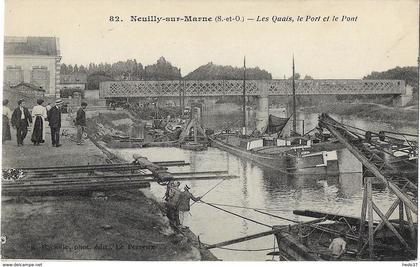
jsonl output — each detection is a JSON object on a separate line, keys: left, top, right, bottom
{"left": 242, "top": 56, "right": 247, "bottom": 135}
{"left": 292, "top": 55, "right": 297, "bottom": 134}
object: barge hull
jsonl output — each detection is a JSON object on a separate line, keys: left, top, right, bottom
{"left": 210, "top": 138, "right": 339, "bottom": 175}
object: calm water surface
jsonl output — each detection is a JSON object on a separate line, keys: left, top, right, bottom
{"left": 112, "top": 149, "right": 400, "bottom": 260}
{"left": 112, "top": 108, "right": 417, "bottom": 261}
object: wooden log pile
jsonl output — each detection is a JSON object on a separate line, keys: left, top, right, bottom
{"left": 2, "top": 158, "right": 236, "bottom": 196}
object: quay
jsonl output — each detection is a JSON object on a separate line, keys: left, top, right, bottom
{"left": 1, "top": 110, "right": 218, "bottom": 261}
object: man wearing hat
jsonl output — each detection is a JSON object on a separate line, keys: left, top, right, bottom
{"left": 177, "top": 184, "right": 201, "bottom": 229}
{"left": 11, "top": 99, "right": 32, "bottom": 146}
{"left": 47, "top": 99, "right": 63, "bottom": 147}
{"left": 328, "top": 231, "right": 347, "bottom": 259}
{"left": 75, "top": 102, "right": 88, "bottom": 145}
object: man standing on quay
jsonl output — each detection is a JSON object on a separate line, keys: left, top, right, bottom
{"left": 11, "top": 99, "right": 32, "bottom": 146}
{"left": 48, "top": 99, "right": 63, "bottom": 147}
{"left": 75, "top": 102, "right": 88, "bottom": 145}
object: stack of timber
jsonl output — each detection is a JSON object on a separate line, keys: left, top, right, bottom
{"left": 3, "top": 157, "right": 237, "bottom": 196}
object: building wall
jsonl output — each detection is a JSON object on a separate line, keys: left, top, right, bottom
{"left": 60, "top": 83, "right": 86, "bottom": 90}
{"left": 3, "top": 88, "right": 45, "bottom": 110}
{"left": 4, "top": 55, "right": 59, "bottom": 96}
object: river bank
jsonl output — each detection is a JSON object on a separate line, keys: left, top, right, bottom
{"left": 199, "top": 101, "right": 418, "bottom": 133}
{"left": 1, "top": 109, "right": 217, "bottom": 261}
{"left": 299, "top": 102, "right": 418, "bottom": 128}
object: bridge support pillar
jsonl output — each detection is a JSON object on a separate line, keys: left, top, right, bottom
{"left": 393, "top": 85, "right": 413, "bottom": 107}
{"left": 255, "top": 81, "right": 269, "bottom": 134}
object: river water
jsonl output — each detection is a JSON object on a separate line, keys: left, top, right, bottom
{"left": 111, "top": 109, "right": 417, "bottom": 261}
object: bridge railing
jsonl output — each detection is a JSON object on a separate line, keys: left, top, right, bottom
{"left": 99, "top": 79, "right": 406, "bottom": 98}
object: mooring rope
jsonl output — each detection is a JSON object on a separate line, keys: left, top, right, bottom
{"left": 252, "top": 209, "right": 298, "bottom": 223}
{"left": 199, "top": 202, "right": 291, "bottom": 212}
{"left": 214, "top": 246, "right": 279, "bottom": 252}
{"left": 199, "top": 200, "right": 272, "bottom": 228}
{"left": 191, "top": 178, "right": 227, "bottom": 208}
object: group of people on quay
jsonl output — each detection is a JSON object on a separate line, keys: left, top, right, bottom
{"left": 164, "top": 181, "right": 201, "bottom": 229}
{"left": 2, "top": 98, "right": 88, "bottom": 147}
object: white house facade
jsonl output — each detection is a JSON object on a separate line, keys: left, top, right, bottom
{"left": 4, "top": 36, "right": 61, "bottom": 96}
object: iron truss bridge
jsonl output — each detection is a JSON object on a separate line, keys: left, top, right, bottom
{"left": 99, "top": 79, "right": 406, "bottom": 98}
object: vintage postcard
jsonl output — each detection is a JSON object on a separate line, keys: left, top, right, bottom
{"left": 1, "top": 0, "right": 418, "bottom": 265}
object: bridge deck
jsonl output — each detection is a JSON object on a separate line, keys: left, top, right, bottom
{"left": 99, "top": 79, "right": 406, "bottom": 98}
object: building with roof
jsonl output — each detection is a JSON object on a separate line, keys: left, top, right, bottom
{"left": 60, "top": 73, "right": 87, "bottom": 92}
{"left": 3, "top": 83, "right": 46, "bottom": 109}
{"left": 4, "top": 36, "right": 61, "bottom": 96}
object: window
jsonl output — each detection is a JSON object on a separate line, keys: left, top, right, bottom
{"left": 32, "top": 66, "right": 48, "bottom": 70}
{"left": 6, "top": 65, "right": 22, "bottom": 70}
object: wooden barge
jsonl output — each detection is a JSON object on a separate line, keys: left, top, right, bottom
{"left": 210, "top": 135, "right": 346, "bottom": 175}
{"left": 205, "top": 114, "right": 417, "bottom": 261}
{"left": 273, "top": 209, "right": 417, "bottom": 261}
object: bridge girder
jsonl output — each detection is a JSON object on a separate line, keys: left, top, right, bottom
{"left": 99, "top": 79, "right": 406, "bottom": 98}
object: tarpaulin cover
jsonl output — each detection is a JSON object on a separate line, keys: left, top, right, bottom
{"left": 266, "top": 114, "right": 290, "bottom": 134}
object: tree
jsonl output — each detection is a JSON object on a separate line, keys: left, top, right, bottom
{"left": 87, "top": 72, "right": 114, "bottom": 90}
{"left": 68, "top": 64, "right": 74, "bottom": 74}
{"left": 79, "top": 65, "right": 87, "bottom": 73}
{"left": 364, "top": 66, "right": 418, "bottom": 96}
{"left": 304, "top": 75, "right": 313, "bottom": 79}
{"left": 60, "top": 64, "right": 68, "bottom": 74}
{"left": 288, "top": 73, "right": 301, "bottom": 80}
{"left": 184, "top": 62, "right": 272, "bottom": 80}
{"left": 143, "top": 57, "right": 181, "bottom": 80}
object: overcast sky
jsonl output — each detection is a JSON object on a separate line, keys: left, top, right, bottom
{"left": 4, "top": 0, "right": 419, "bottom": 79}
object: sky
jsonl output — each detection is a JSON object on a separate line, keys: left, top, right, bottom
{"left": 4, "top": 0, "right": 419, "bottom": 79}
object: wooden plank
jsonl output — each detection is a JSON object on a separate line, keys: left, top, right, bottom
{"left": 293, "top": 210, "right": 361, "bottom": 225}
{"left": 3, "top": 180, "right": 149, "bottom": 190}
{"left": 404, "top": 205, "right": 417, "bottom": 245}
{"left": 399, "top": 202, "right": 405, "bottom": 233}
{"left": 132, "top": 155, "right": 175, "bottom": 181}
{"left": 205, "top": 229, "right": 279, "bottom": 249}
{"left": 358, "top": 198, "right": 401, "bottom": 255}
{"left": 24, "top": 162, "right": 191, "bottom": 176}
{"left": 358, "top": 182, "right": 368, "bottom": 250}
{"left": 205, "top": 218, "right": 324, "bottom": 250}
{"left": 2, "top": 181, "right": 150, "bottom": 196}
{"left": 373, "top": 198, "right": 401, "bottom": 235}
{"left": 25, "top": 165, "right": 145, "bottom": 173}
{"left": 18, "top": 173, "right": 152, "bottom": 182}
{"left": 21, "top": 171, "right": 229, "bottom": 182}
{"left": 18, "top": 163, "right": 133, "bottom": 170}
{"left": 372, "top": 202, "right": 410, "bottom": 249}
{"left": 3, "top": 175, "right": 238, "bottom": 188}
{"left": 18, "top": 161, "right": 187, "bottom": 171}
{"left": 366, "top": 176, "right": 374, "bottom": 259}
{"left": 7, "top": 174, "right": 151, "bottom": 184}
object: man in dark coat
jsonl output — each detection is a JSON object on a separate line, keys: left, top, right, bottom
{"left": 11, "top": 99, "right": 32, "bottom": 146}
{"left": 47, "top": 99, "right": 63, "bottom": 147}
{"left": 75, "top": 102, "right": 88, "bottom": 145}
{"left": 177, "top": 184, "right": 201, "bottom": 229}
